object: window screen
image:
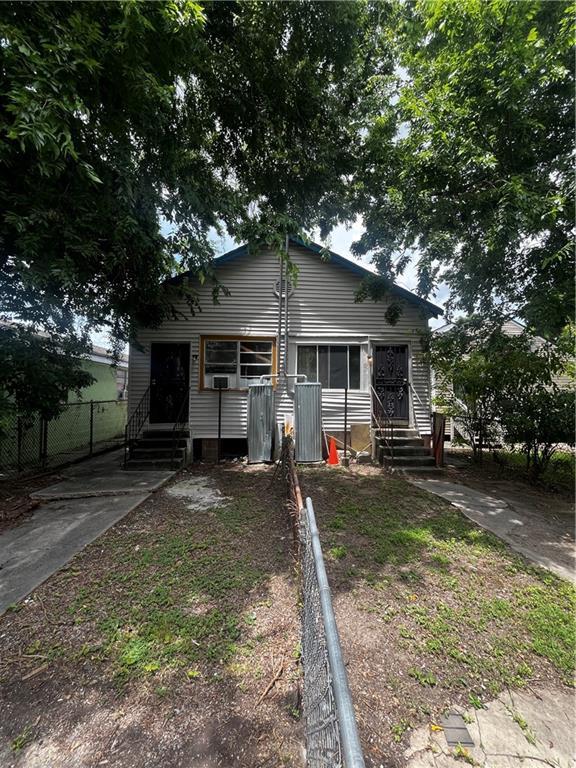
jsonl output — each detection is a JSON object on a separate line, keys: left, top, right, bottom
{"left": 297, "top": 345, "right": 361, "bottom": 389}
{"left": 203, "top": 339, "right": 273, "bottom": 387}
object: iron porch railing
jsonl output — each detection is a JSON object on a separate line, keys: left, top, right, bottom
{"left": 124, "top": 385, "right": 150, "bottom": 467}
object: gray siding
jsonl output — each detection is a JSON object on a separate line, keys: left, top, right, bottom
{"left": 128, "top": 245, "right": 436, "bottom": 439}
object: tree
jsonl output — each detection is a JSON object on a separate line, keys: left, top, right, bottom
{"left": 353, "top": 0, "right": 574, "bottom": 338}
{"left": 430, "top": 318, "right": 570, "bottom": 463}
{"left": 498, "top": 388, "right": 574, "bottom": 479}
{"left": 431, "top": 319, "right": 511, "bottom": 459}
{"left": 0, "top": 1, "right": 377, "bottom": 413}
{"left": 0, "top": 324, "right": 93, "bottom": 432}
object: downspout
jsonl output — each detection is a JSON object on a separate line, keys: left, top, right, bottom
{"left": 283, "top": 234, "right": 289, "bottom": 376}
{"left": 277, "top": 250, "right": 283, "bottom": 378}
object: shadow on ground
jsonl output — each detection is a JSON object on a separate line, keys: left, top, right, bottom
{"left": 0, "top": 463, "right": 303, "bottom": 768}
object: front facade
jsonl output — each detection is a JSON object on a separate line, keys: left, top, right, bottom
{"left": 128, "top": 238, "right": 441, "bottom": 457}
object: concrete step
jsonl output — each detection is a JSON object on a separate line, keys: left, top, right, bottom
{"left": 124, "top": 458, "right": 184, "bottom": 471}
{"left": 142, "top": 429, "right": 190, "bottom": 440}
{"left": 393, "top": 465, "right": 442, "bottom": 475}
{"left": 137, "top": 437, "right": 189, "bottom": 449}
{"left": 375, "top": 428, "right": 419, "bottom": 439}
{"left": 130, "top": 447, "right": 186, "bottom": 460}
{"left": 381, "top": 446, "right": 430, "bottom": 457}
{"left": 379, "top": 436, "right": 424, "bottom": 448}
{"left": 391, "top": 455, "right": 436, "bottom": 468}
{"left": 390, "top": 429, "right": 420, "bottom": 438}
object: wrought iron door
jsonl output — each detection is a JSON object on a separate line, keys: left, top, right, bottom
{"left": 373, "top": 345, "right": 409, "bottom": 421}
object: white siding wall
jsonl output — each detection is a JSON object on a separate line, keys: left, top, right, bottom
{"left": 128, "top": 245, "right": 436, "bottom": 439}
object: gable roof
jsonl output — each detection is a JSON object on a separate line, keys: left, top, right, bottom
{"left": 174, "top": 236, "right": 443, "bottom": 316}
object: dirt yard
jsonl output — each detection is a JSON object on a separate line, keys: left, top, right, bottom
{"left": 0, "top": 464, "right": 303, "bottom": 767}
{"left": 1, "top": 460, "right": 574, "bottom": 768}
{"left": 0, "top": 471, "right": 62, "bottom": 534}
{"left": 299, "top": 465, "right": 575, "bottom": 768}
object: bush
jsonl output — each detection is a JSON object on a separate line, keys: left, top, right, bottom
{"left": 499, "top": 389, "right": 575, "bottom": 478}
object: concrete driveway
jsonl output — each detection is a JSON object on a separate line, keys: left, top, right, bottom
{"left": 0, "top": 450, "right": 175, "bottom": 615}
{"left": 409, "top": 476, "right": 575, "bottom": 584}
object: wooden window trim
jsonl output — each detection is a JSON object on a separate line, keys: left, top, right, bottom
{"left": 199, "top": 335, "right": 277, "bottom": 391}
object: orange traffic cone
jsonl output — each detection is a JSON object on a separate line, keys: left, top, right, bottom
{"left": 327, "top": 437, "right": 339, "bottom": 465}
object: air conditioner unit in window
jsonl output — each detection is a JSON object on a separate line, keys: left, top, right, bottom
{"left": 212, "top": 375, "right": 230, "bottom": 390}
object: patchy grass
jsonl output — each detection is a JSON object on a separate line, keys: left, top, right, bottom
{"left": 0, "top": 465, "right": 302, "bottom": 767}
{"left": 66, "top": 527, "right": 263, "bottom": 683}
{"left": 447, "top": 447, "right": 575, "bottom": 496}
{"left": 302, "top": 466, "right": 576, "bottom": 767}
{"left": 498, "top": 449, "right": 575, "bottom": 492}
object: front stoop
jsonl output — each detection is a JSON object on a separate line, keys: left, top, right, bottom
{"left": 376, "top": 428, "right": 440, "bottom": 473}
{"left": 124, "top": 429, "right": 191, "bottom": 471}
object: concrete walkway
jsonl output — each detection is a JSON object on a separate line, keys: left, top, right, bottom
{"left": 405, "top": 685, "right": 575, "bottom": 768}
{"left": 409, "top": 477, "right": 575, "bottom": 584}
{"left": 0, "top": 450, "right": 175, "bottom": 615}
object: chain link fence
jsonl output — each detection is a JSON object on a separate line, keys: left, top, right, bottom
{"left": 0, "top": 400, "right": 127, "bottom": 476}
{"left": 283, "top": 438, "right": 365, "bottom": 768}
{"left": 300, "top": 501, "right": 344, "bottom": 766}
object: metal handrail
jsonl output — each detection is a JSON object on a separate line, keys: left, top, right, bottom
{"left": 124, "top": 385, "right": 151, "bottom": 467}
{"left": 170, "top": 387, "right": 190, "bottom": 468}
{"left": 304, "top": 497, "right": 366, "bottom": 768}
{"left": 407, "top": 380, "right": 422, "bottom": 437}
{"left": 370, "top": 385, "right": 394, "bottom": 463}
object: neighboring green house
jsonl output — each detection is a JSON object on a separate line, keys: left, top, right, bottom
{"left": 74, "top": 344, "right": 128, "bottom": 402}
{"left": 1, "top": 342, "right": 129, "bottom": 475}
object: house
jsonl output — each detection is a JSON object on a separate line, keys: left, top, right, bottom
{"left": 126, "top": 237, "right": 442, "bottom": 468}
{"left": 77, "top": 344, "right": 129, "bottom": 402}
{"left": 0, "top": 334, "right": 129, "bottom": 474}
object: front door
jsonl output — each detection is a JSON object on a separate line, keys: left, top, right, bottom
{"left": 372, "top": 345, "right": 409, "bottom": 422}
{"left": 150, "top": 343, "right": 190, "bottom": 423}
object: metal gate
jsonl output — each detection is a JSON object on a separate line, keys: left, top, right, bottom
{"left": 247, "top": 384, "right": 274, "bottom": 462}
{"left": 372, "top": 345, "right": 409, "bottom": 421}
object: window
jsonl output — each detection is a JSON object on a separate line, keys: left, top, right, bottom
{"left": 297, "top": 345, "right": 361, "bottom": 389}
{"left": 202, "top": 337, "right": 275, "bottom": 388}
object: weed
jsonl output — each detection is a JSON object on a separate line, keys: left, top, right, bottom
{"left": 453, "top": 743, "right": 476, "bottom": 764}
{"left": 391, "top": 718, "right": 411, "bottom": 742}
{"left": 509, "top": 709, "right": 537, "bottom": 746}
{"left": 11, "top": 726, "right": 33, "bottom": 753}
{"left": 408, "top": 668, "right": 437, "bottom": 687}
{"left": 328, "top": 515, "right": 346, "bottom": 531}
{"left": 468, "top": 694, "right": 484, "bottom": 710}
{"left": 186, "top": 668, "right": 201, "bottom": 680}
{"left": 328, "top": 545, "right": 347, "bottom": 561}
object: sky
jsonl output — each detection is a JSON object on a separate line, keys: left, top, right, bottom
{"left": 92, "top": 219, "right": 449, "bottom": 348}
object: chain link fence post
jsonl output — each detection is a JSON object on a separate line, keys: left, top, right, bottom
{"left": 16, "top": 416, "right": 23, "bottom": 473}
{"left": 89, "top": 400, "right": 94, "bottom": 456}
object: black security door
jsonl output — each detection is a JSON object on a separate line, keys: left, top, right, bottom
{"left": 373, "top": 345, "right": 409, "bottom": 421}
{"left": 150, "top": 343, "right": 190, "bottom": 423}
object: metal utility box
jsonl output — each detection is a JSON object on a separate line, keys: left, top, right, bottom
{"left": 294, "top": 382, "right": 322, "bottom": 463}
{"left": 247, "top": 384, "right": 274, "bottom": 463}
